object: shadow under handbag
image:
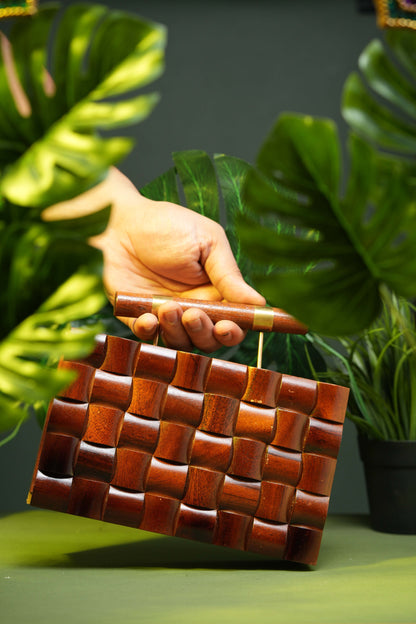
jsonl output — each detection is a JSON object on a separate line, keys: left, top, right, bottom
{"left": 28, "top": 294, "right": 349, "bottom": 565}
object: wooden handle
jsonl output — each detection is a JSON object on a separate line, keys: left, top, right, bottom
{"left": 114, "top": 293, "right": 308, "bottom": 335}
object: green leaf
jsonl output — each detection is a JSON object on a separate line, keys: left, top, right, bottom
{"left": 342, "top": 72, "right": 416, "bottom": 154}
{"left": 0, "top": 3, "right": 167, "bottom": 445}
{"left": 213, "top": 154, "right": 252, "bottom": 262}
{"left": 342, "top": 32, "right": 416, "bottom": 156}
{"left": 0, "top": 4, "right": 166, "bottom": 208}
{"left": 239, "top": 113, "right": 416, "bottom": 335}
{"left": 0, "top": 266, "right": 106, "bottom": 438}
{"left": 141, "top": 149, "right": 263, "bottom": 285}
{"left": 141, "top": 167, "right": 180, "bottom": 204}
{"left": 2, "top": 222, "right": 104, "bottom": 333}
{"left": 311, "top": 296, "right": 416, "bottom": 440}
{"left": 172, "top": 150, "right": 220, "bottom": 221}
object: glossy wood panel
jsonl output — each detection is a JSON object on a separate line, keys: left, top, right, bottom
{"left": 285, "top": 525, "right": 323, "bottom": 567}
{"left": 162, "top": 385, "right": 204, "bottom": 427}
{"left": 139, "top": 493, "right": 180, "bottom": 535}
{"left": 134, "top": 343, "right": 177, "bottom": 383}
{"left": 290, "top": 490, "right": 329, "bottom": 530}
{"left": 111, "top": 448, "right": 151, "bottom": 491}
{"left": 242, "top": 367, "right": 282, "bottom": 407}
{"left": 103, "top": 487, "right": 144, "bottom": 528}
{"left": 38, "top": 433, "right": 79, "bottom": 477}
{"left": 58, "top": 361, "right": 95, "bottom": 402}
{"left": 118, "top": 413, "right": 160, "bottom": 452}
{"left": 183, "top": 466, "right": 225, "bottom": 510}
{"left": 235, "top": 402, "right": 276, "bottom": 444}
{"left": 303, "top": 417, "right": 344, "bottom": 458}
{"left": 262, "top": 446, "right": 302, "bottom": 486}
{"left": 247, "top": 518, "right": 288, "bottom": 559}
{"left": 229, "top": 437, "right": 266, "bottom": 481}
{"left": 172, "top": 351, "right": 211, "bottom": 392}
{"left": 256, "top": 481, "right": 296, "bottom": 524}
{"left": 29, "top": 333, "right": 349, "bottom": 565}
{"left": 205, "top": 359, "right": 248, "bottom": 399}
{"left": 154, "top": 421, "right": 195, "bottom": 464}
{"left": 67, "top": 477, "right": 108, "bottom": 520}
{"left": 90, "top": 369, "right": 132, "bottom": 411}
{"left": 219, "top": 476, "right": 261, "bottom": 515}
{"left": 74, "top": 441, "right": 116, "bottom": 482}
{"left": 214, "top": 510, "right": 252, "bottom": 550}
{"left": 175, "top": 505, "right": 217, "bottom": 543}
{"left": 83, "top": 404, "right": 124, "bottom": 447}
{"left": 29, "top": 472, "right": 72, "bottom": 513}
{"left": 190, "top": 430, "right": 233, "bottom": 472}
{"left": 47, "top": 399, "right": 88, "bottom": 439}
{"left": 128, "top": 377, "right": 167, "bottom": 419}
{"left": 101, "top": 335, "right": 140, "bottom": 376}
{"left": 273, "top": 409, "right": 308, "bottom": 452}
{"left": 199, "top": 393, "right": 239, "bottom": 437}
{"left": 145, "top": 457, "right": 189, "bottom": 499}
{"left": 277, "top": 376, "right": 318, "bottom": 414}
{"left": 312, "top": 382, "right": 350, "bottom": 424}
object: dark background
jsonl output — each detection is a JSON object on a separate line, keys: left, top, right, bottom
{"left": 1, "top": 0, "right": 380, "bottom": 514}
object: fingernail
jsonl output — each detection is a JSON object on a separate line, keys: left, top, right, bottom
{"left": 187, "top": 318, "right": 202, "bottom": 332}
{"left": 142, "top": 325, "right": 156, "bottom": 336}
{"left": 165, "top": 310, "right": 178, "bottom": 325}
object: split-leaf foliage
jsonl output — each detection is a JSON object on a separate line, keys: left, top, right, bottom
{"left": 239, "top": 30, "right": 416, "bottom": 338}
{"left": 0, "top": 3, "right": 166, "bottom": 442}
{"left": 237, "top": 30, "right": 416, "bottom": 439}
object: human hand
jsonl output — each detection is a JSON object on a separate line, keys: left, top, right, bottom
{"left": 45, "top": 168, "right": 265, "bottom": 352}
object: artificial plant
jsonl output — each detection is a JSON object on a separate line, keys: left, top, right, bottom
{"left": 310, "top": 296, "right": 416, "bottom": 441}
{"left": 0, "top": 3, "right": 166, "bottom": 443}
{"left": 238, "top": 29, "right": 416, "bottom": 440}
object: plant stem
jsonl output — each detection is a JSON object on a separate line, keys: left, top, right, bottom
{"left": 0, "top": 417, "right": 24, "bottom": 447}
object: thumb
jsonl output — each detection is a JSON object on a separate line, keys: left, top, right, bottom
{"left": 204, "top": 232, "right": 266, "bottom": 306}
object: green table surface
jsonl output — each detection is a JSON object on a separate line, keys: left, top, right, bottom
{"left": 1, "top": 511, "right": 415, "bottom": 624}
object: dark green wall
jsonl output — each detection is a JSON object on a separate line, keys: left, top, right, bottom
{"left": 1, "top": 0, "right": 380, "bottom": 514}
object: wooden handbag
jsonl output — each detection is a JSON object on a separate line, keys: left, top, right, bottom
{"left": 28, "top": 295, "right": 349, "bottom": 565}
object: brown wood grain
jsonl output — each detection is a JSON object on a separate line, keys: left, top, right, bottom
{"left": 114, "top": 293, "right": 308, "bottom": 334}
{"left": 28, "top": 332, "right": 349, "bottom": 566}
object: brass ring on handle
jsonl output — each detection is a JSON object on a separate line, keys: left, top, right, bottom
{"left": 253, "top": 306, "right": 275, "bottom": 331}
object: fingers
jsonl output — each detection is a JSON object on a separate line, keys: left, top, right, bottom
{"left": 158, "top": 302, "right": 223, "bottom": 352}
{"left": 123, "top": 301, "right": 247, "bottom": 353}
{"left": 126, "top": 302, "right": 194, "bottom": 351}
{"left": 158, "top": 302, "right": 193, "bottom": 351}
{"left": 181, "top": 309, "right": 246, "bottom": 353}
{"left": 212, "top": 319, "right": 246, "bottom": 346}
{"left": 125, "top": 313, "right": 158, "bottom": 342}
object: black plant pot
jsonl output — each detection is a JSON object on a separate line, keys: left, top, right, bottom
{"left": 358, "top": 436, "right": 416, "bottom": 534}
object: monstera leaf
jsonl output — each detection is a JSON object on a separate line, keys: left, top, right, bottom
{"left": 141, "top": 149, "right": 325, "bottom": 376}
{"left": 0, "top": 3, "right": 166, "bottom": 441}
{"left": 238, "top": 114, "right": 416, "bottom": 336}
{"left": 342, "top": 29, "right": 416, "bottom": 157}
{"left": 0, "top": 219, "right": 110, "bottom": 336}
{"left": 0, "top": 266, "right": 106, "bottom": 443}
{"left": 0, "top": 4, "right": 165, "bottom": 207}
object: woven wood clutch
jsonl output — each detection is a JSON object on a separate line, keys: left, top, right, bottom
{"left": 28, "top": 296, "right": 349, "bottom": 565}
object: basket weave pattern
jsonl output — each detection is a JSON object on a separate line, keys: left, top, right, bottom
{"left": 29, "top": 334, "right": 348, "bottom": 565}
